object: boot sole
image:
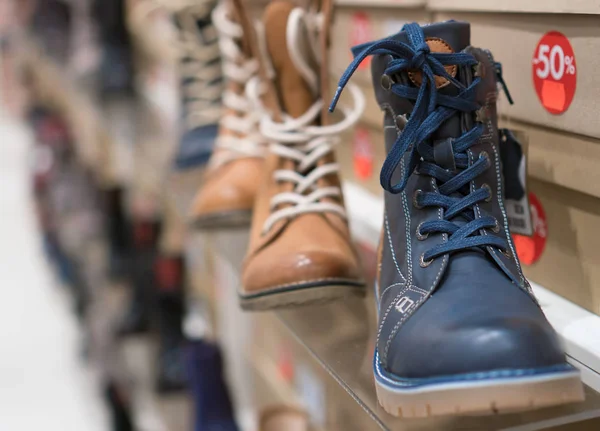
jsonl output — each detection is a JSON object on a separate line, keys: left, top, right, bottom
{"left": 191, "top": 210, "right": 252, "bottom": 231}
{"left": 373, "top": 351, "right": 584, "bottom": 418}
{"left": 239, "top": 281, "right": 365, "bottom": 311}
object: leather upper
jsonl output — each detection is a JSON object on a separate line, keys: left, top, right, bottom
{"left": 241, "top": 0, "right": 362, "bottom": 293}
{"left": 189, "top": 4, "right": 265, "bottom": 220}
{"left": 373, "top": 22, "right": 566, "bottom": 378}
{"left": 190, "top": 157, "right": 263, "bottom": 217}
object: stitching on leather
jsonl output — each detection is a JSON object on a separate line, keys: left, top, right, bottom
{"left": 383, "top": 252, "right": 448, "bottom": 361}
{"left": 379, "top": 282, "right": 427, "bottom": 302}
{"left": 383, "top": 286, "right": 426, "bottom": 360}
{"left": 377, "top": 162, "right": 413, "bottom": 353}
{"left": 489, "top": 140, "right": 532, "bottom": 295}
{"left": 385, "top": 103, "right": 412, "bottom": 285}
{"left": 384, "top": 213, "right": 406, "bottom": 283}
{"left": 377, "top": 283, "right": 404, "bottom": 345}
{"left": 382, "top": 178, "right": 446, "bottom": 363}
{"left": 489, "top": 140, "right": 521, "bottom": 274}
{"left": 374, "top": 352, "right": 574, "bottom": 386}
{"left": 377, "top": 107, "right": 412, "bottom": 349}
{"left": 379, "top": 282, "right": 405, "bottom": 300}
{"left": 383, "top": 182, "right": 449, "bottom": 362}
{"left": 410, "top": 284, "right": 427, "bottom": 295}
{"left": 401, "top": 158, "right": 413, "bottom": 286}
{"left": 382, "top": 178, "right": 449, "bottom": 361}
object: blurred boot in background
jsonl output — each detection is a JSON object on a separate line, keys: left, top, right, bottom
{"left": 189, "top": 0, "right": 265, "bottom": 230}
{"left": 154, "top": 254, "right": 188, "bottom": 393}
{"left": 172, "top": 0, "right": 222, "bottom": 171}
{"left": 186, "top": 339, "right": 239, "bottom": 431}
{"left": 92, "top": 0, "right": 134, "bottom": 96}
{"left": 117, "top": 219, "right": 162, "bottom": 336}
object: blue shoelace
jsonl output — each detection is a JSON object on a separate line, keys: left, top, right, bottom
{"left": 330, "top": 23, "right": 510, "bottom": 263}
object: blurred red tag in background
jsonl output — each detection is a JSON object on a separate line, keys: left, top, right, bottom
{"left": 353, "top": 127, "right": 373, "bottom": 181}
{"left": 351, "top": 12, "right": 372, "bottom": 70}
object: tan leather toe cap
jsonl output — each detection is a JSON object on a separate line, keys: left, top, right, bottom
{"left": 241, "top": 215, "right": 363, "bottom": 294}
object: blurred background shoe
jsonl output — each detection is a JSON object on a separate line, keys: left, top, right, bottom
{"left": 172, "top": 0, "right": 222, "bottom": 171}
{"left": 92, "top": 0, "right": 135, "bottom": 96}
{"left": 117, "top": 219, "right": 162, "bottom": 336}
{"left": 189, "top": 0, "right": 264, "bottom": 230}
{"left": 186, "top": 339, "right": 239, "bottom": 431}
{"left": 154, "top": 254, "right": 188, "bottom": 393}
{"left": 240, "top": 0, "right": 365, "bottom": 310}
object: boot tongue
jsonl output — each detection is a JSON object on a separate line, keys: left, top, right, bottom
{"left": 264, "top": 0, "right": 315, "bottom": 119}
{"left": 391, "top": 21, "right": 470, "bottom": 55}
{"left": 413, "top": 22, "right": 469, "bottom": 142}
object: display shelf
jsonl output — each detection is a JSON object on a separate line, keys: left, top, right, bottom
{"left": 202, "top": 183, "right": 600, "bottom": 430}
{"left": 277, "top": 296, "right": 600, "bottom": 430}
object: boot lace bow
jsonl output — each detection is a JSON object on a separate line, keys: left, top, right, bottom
{"left": 330, "top": 23, "right": 511, "bottom": 263}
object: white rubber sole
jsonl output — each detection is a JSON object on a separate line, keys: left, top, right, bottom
{"left": 374, "top": 362, "right": 585, "bottom": 418}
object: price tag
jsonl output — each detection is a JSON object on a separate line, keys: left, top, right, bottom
{"left": 532, "top": 31, "right": 577, "bottom": 115}
{"left": 512, "top": 193, "right": 548, "bottom": 266}
{"left": 350, "top": 12, "right": 372, "bottom": 70}
{"left": 499, "top": 129, "right": 533, "bottom": 236}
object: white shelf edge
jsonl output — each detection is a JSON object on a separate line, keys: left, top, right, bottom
{"left": 343, "top": 182, "right": 600, "bottom": 393}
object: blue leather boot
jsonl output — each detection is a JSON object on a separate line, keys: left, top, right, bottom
{"left": 173, "top": 1, "right": 222, "bottom": 170}
{"left": 331, "top": 21, "right": 584, "bottom": 417}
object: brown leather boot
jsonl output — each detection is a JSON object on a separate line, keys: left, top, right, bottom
{"left": 189, "top": 0, "right": 265, "bottom": 229}
{"left": 239, "top": 0, "right": 366, "bottom": 310}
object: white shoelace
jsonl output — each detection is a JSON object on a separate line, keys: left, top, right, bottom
{"left": 255, "top": 8, "right": 365, "bottom": 234}
{"left": 175, "top": 1, "right": 223, "bottom": 130}
{"left": 209, "top": 2, "right": 265, "bottom": 168}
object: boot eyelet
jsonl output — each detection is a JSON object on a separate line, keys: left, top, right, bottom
{"left": 481, "top": 183, "right": 492, "bottom": 202}
{"left": 420, "top": 253, "right": 434, "bottom": 268}
{"left": 413, "top": 189, "right": 423, "bottom": 209}
{"left": 479, "top": 151, "right": 490, "bottom": 166}
{"left": 395, "top": 114, "right": 407, "bottom": 131}
{"left": 502, "top": 249, "right": 512, "bottom": 259}
{"left": 492, "top": 219, "right": 500, "bottom": 233}
{"left": 381, "top": 74, "right": 394, "bottom": 91}
{"left": 416, "top": 222, "right": 429, "bottom": 240}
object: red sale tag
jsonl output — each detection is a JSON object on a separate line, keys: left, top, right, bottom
{"left": 351, "top": 12, "right": 372, "bottom": 70}
{"left": 532, "top": 31, "right": 577, "bottom": 115}
{"left": 512, "top": 193, "right": 547, "bottom": 265}
{"left": 353, "top": 127, "right": 373, "bottom": 181}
